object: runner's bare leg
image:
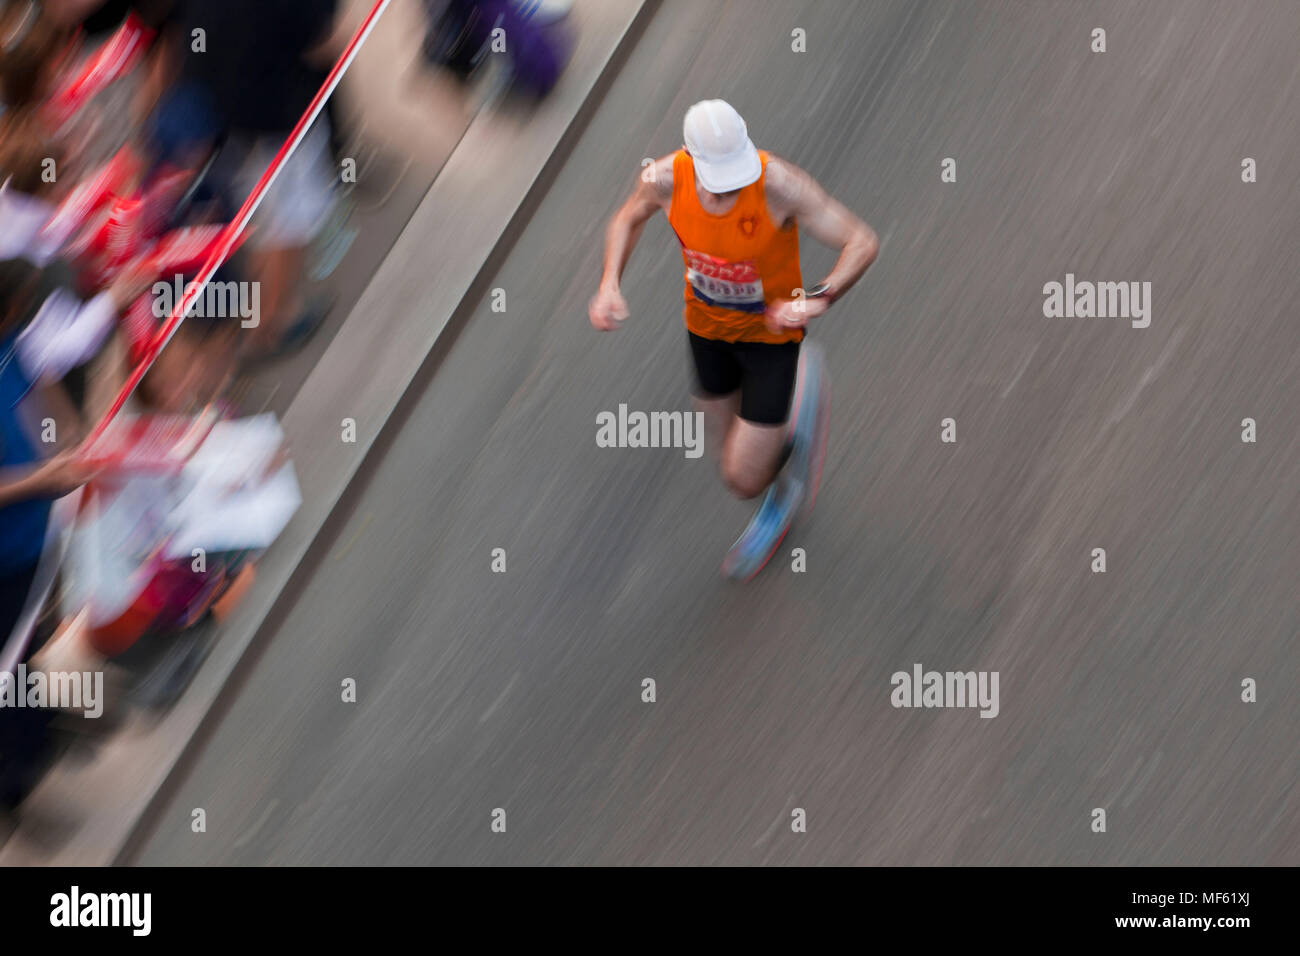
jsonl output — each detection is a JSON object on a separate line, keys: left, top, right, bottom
{"left": 695, "top": 391, "right": 740, "bottom": 462}
{"left": 721, "top": 418, "right": 788, "bottom": 499}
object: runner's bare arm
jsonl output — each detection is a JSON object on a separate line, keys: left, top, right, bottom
{"left": 598, "top": 156, "right": 673, "bottom": 291}
{"left": 765, "top": 158, "right": 878, "bottom": 304}
{"left": 590, "top": 156, "right": 673, "bottom": 330}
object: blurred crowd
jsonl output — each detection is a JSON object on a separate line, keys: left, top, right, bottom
{"left": 0, "top": 0, "right": 357, "bottom": 809}
{"left": 0, "top": 0, "right": 571, "bottom": 812}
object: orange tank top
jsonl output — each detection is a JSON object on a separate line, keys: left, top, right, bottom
{"left": 667, "top": 149, "right": 803, "bottom": 344}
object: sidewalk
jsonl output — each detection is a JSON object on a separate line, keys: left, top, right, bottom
{"left": 0, "top": 0, "right": 655, "bottom": 865}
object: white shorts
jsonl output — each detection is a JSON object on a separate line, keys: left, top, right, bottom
{"left": 230, "top": 121, "right": 335, "bottom": 251}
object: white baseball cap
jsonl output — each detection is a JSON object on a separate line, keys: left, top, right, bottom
{"left": 683, "top": 99, "right": 761, "bottom": 193}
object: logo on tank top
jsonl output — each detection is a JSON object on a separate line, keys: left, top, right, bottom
{"left": 738, "top": 215, "right": 758, "bottom": 237}
{"left": 682, "top": 247, "right": 765, "bottom": 313}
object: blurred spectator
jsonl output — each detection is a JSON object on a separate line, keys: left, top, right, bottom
{"left": 0, "top": 0, "right": 71, "bottom": 112}
{"left": 0, "top": 0, "right": 316, "bottom": 808}
{"left": 0, "top": 113, "right": 152, "bottom": 410}
{"left": 0, "top": 109, "right": 67, "bottom": 261}
{"left": 154, "top": 0, "right": 342, "bottom": 358}
{"left": 421, "top": 0, "right": 572, "bottom": 98}
{"left": 0, "top": 256, "right": 103, "bottom": 809}
{"left": 0, "top": 258, "right": 95, "bottom": 642}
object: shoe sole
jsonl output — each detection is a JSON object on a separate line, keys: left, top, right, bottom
{"left": 802, "top": 351, "right": 831, "bottom": 518}
{"left": 738, "top": 522, "right": 790, "bottom": 582}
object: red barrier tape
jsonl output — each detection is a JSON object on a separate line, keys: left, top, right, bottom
{"left": 87, "top": 0, "right": 393, "bottom": 443}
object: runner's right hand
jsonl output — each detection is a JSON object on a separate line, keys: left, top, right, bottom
{"left": 589, "top": 285, "right": 629, "bottom": 331}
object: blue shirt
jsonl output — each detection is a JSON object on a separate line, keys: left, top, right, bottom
{"left": 0, "top": 331, "right": 51, "bottom": 576}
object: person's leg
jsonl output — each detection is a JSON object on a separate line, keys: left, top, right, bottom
{"left": 687, "top": 331, "right": 742, "bottom": 465}
{"left": 0, "top": 562, "right": 55, "bottom": 811}
{"left": 719, "top": 338, "right": 801, "bottom": 499}
{"left": 720, "top": 419, "right": 787, "bottom": 499}
{"left": 694, "top": 391, "right": 739, "bottom": 462}
{"left": 0, "top": 563, "right": 40, "bottom": 653}
{"left": 244, "top": 245, "right": 307, "bottom": 352}
{"left": 233, "top": 124, "right": 334, "bottom": 355}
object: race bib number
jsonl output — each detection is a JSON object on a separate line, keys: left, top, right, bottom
{"left": 683, "top": 248, "right": 765, "bottom": 312}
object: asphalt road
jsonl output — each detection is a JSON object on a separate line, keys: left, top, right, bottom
{"left": 135, "top": 0, "right": 1299, "bottom": 865}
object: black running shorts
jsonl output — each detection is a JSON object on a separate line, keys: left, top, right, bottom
{"left": 687, "top": 332, "right": 801, "bottom": 425}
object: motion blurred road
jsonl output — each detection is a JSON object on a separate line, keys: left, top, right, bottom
{"left": 136, "top": 0, "right": 1299, "bottom": 864}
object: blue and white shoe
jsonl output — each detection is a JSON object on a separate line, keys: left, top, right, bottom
{"left": 721, "top": 471, "right": 804, "bottom": 581}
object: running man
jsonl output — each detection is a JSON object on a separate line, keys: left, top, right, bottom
{"left": 589, "top": 99, "right": 878, "bottom": 577}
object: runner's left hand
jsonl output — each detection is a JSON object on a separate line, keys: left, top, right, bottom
{"left": 765, "top": 295, "right": 829, "bottom": 333}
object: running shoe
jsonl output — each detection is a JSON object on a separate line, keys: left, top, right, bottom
{"left": 785, "top": 340, "right": 830, "bottom": 517}
{"left": 721, "top": 471, "right": 804, "bottom": 581}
